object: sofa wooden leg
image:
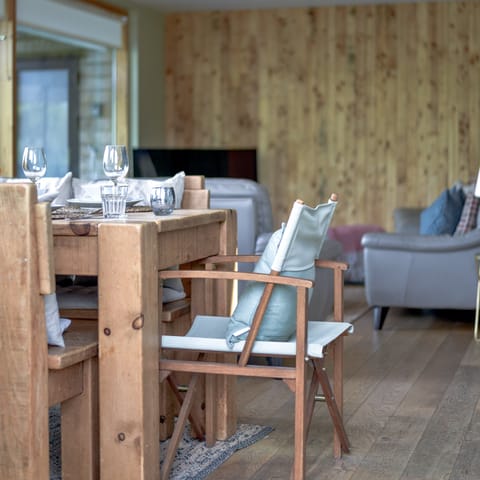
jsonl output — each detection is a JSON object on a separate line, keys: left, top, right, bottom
{"left": 373, "top": 306, "right": 389, "bottom": 330}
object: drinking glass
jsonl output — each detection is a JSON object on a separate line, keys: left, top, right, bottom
{"left": 150, "top": 186, "right": 176, "bottom": 216}
{"left": 101, "top": 184, "right": 129, "bottom": 218}
{"left": 102, "top": 145, "right": 129, "bottom": 185}
{"left": 22, "top": 147, "right": 47, "bottom": 184}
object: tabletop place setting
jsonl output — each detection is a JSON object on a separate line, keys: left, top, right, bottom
{"left": 23, "top": 143, "right": 178, "bottom": 221}
{"left": 100, "top": 144, "right": 131, "bottom": 219}
{"left": 100, "top": 144, "right": 175, "bottom": 218}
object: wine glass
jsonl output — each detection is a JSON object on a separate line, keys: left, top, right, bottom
{"left": 22, "top": 147, "right": 47, "bottom": 184}
{"left": 102, "top": 145, "right": 129, "bottom": 185}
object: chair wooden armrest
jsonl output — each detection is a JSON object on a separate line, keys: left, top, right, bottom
{"left": 48, "top": 322, "right": 98, "bottom": 370}
{"left": 159, "top": 268, "right": 314, "bottom": 288}
{"left": 201, "top": 254, "right": 261, "bottom": 264}
{"left": 314, "top": 259, "right": 349, "bottom": 270}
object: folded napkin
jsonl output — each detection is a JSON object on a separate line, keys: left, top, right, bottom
{"left": 36, "top": 172, "right": 73, "bottom": 206}
{"left": 38, "top": 189, "right": 60, "bottom": 203}
{"left": 4, "top": 172, "right": 73, "bottom": 206}
{"left": 74, "top": 171, "right": 186, "bottom": 208}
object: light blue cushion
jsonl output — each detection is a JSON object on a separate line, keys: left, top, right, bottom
{"left": 225, "top": 227, "right": 314, "bottom": 346}
{"left": 420, "top": 187, "right": 465, "bottom": 235}
{"left": 44, "top": 293, "right": 71, "bottom": 347}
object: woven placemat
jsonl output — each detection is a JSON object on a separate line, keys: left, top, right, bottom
{"left": 127, "top": 205, "right": 152, "bottom": 213}
{"left": 51, "top": 205, "right": 152, "bottom": 220}
{"left": 51, "top": 207, "right": 101, "bottom": 220}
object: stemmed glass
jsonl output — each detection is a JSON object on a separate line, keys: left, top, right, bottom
{"left": 102, "top": 145, "right": 129, "bottom": 185}
{"left": 22, "top": 147, "right": 47, "bottom": 184}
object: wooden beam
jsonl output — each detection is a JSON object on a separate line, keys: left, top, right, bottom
{"left": 0, "top": 0, "right": 15, "bottom": 177}
{"left": 79, "top": 0, "right": 128, "bottom": 18}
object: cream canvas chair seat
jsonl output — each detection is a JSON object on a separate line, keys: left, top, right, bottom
{"left": 159, "top": 196, "right": 353, "bottom": 480}
{"left": 163, "top": 316, "right": 352, "bottom": 358}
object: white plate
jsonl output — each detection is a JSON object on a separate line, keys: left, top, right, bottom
{"left": 67, "top": 198, "right": 141, "bottom": 208}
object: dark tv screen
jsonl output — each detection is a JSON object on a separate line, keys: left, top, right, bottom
{"left": 133, "top": 148, "right": 257, "bottom": 181}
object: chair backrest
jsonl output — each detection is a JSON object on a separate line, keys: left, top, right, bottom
{"left": 181, "top": 175, "right": 210, "bottom": 209}
{"left": 271, "top": 198, "right": 337, "bottom": 273}
{"left": 237, "top": 196, "right": 337, "bottom": 365}
{"left": 0, "top": 183, "right": 54, "bottom": 478}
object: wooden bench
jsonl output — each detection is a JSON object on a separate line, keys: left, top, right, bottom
{"left": 0, "top": 183, "right": 98, "bottom": 480}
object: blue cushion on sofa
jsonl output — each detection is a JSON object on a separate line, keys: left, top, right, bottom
{"left": 420, "top": 187, "right": 465, "bottom": 235}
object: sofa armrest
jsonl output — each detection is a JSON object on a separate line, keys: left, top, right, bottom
{"left": 210, "top": 196, "right": 257, "bottom": 256}
{"left": 362, "top": 229, "right": 480, "bottom": 253}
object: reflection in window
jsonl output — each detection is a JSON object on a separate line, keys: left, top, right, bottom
{"left": 16, "top": 31, "right": 114, "bottom": 180}
{"left": 17, "top": 65, "right": 71, "bottom": 177}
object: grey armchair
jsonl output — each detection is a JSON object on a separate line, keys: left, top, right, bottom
{"left": 362, "top": 207, "right": 480, "bottom": 329}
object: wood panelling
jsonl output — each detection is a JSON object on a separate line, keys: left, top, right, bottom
{"left": 165, "top": 1, "right": 480, "bottom": 230}
{"left": 0, "top": 0, "right": 15, "bottom": 177}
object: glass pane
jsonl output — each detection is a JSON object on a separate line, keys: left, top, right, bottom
{"left": 17, "top": 68, "right": 69, "bottom": 178}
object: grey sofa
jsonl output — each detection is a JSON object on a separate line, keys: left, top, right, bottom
{"left": 362, "top": 206, "right": 480, "bottom": 329}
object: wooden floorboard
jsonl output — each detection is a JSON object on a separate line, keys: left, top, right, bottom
{"left": 206, "top": 286, "right": 480, "bottom": 480}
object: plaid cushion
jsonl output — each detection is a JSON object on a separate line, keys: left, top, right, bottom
{"left": 454, "top": 192, "right": 480, "bottom": 235}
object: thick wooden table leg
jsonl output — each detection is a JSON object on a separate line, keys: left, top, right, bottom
{"left": 98, "top": 222, "right": 159, "bottom": 480}
{"left": 214, "top": 209, "right": 237, "bottom": 440}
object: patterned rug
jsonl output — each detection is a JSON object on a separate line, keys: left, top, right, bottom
{"left": 49, "top": 406, "right": 273, "bottom": 479}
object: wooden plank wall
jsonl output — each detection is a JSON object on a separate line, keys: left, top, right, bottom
{"left": 0, "top": 0, "right": 15, "bottom": 177}
{"left": 164, "top": 1, "right": 480, "bottom": 230}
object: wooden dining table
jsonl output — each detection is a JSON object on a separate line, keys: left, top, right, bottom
{"left": 52, "top": 208, "right": 237, "bottom": 479}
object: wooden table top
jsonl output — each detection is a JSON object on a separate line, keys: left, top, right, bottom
{"left": 51, "top": 209, "right": 228, "bottom": 236}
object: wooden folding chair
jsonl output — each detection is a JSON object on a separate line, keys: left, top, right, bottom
{"left": 159, "top": 196, "right": 352, "bottom": 480}
{"left": 0, "top": 183, "right": 98, "bottom": 480}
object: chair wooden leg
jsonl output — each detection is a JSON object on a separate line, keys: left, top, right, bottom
{"left": 161, "top": 373, "right": 202, "bottom": 480}
{"left": 167, "top": 374, "right": 205, "bottom": 440}
{"left": 305, "top": 367, "right": 320, "bottom": 438}
{"left": 61, "top": 358, "right": 99, "bottom": 480}
{"left": 205, "top": 373, "right": 217, "bottom": 447}
{"left": 291, "top": 359, "right": 307, "bottom": 480}
{"left": 159, "top": 376, "right": 174, "bottom": 441}
{"left": 332, "top": 335, "right": 348, "bottom": 457}
{"left": 313, "top": 358, "right": 350, "bottom": 455}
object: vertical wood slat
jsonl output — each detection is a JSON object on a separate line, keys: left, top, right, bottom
{"left": 468, "top": 2, "right": 480, "bottom": 182}
{"left": 0, "top": 0, "right": 15, "bottom": 177}
{"left": 165, "top": 1, "right": 480, "bottom": 230}
{"left": 116, "top": 22, "right": 129, "bottom": 147}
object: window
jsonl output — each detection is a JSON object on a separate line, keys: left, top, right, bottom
{"left": 16, "top": 31, "right": 115, "bottom": 179}
{"left": 17, "top": 58, "right": 78, "bottom": 177}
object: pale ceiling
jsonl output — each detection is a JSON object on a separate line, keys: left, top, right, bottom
{"left": 128, "top": 0, "right": 446, "bottom": 13}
